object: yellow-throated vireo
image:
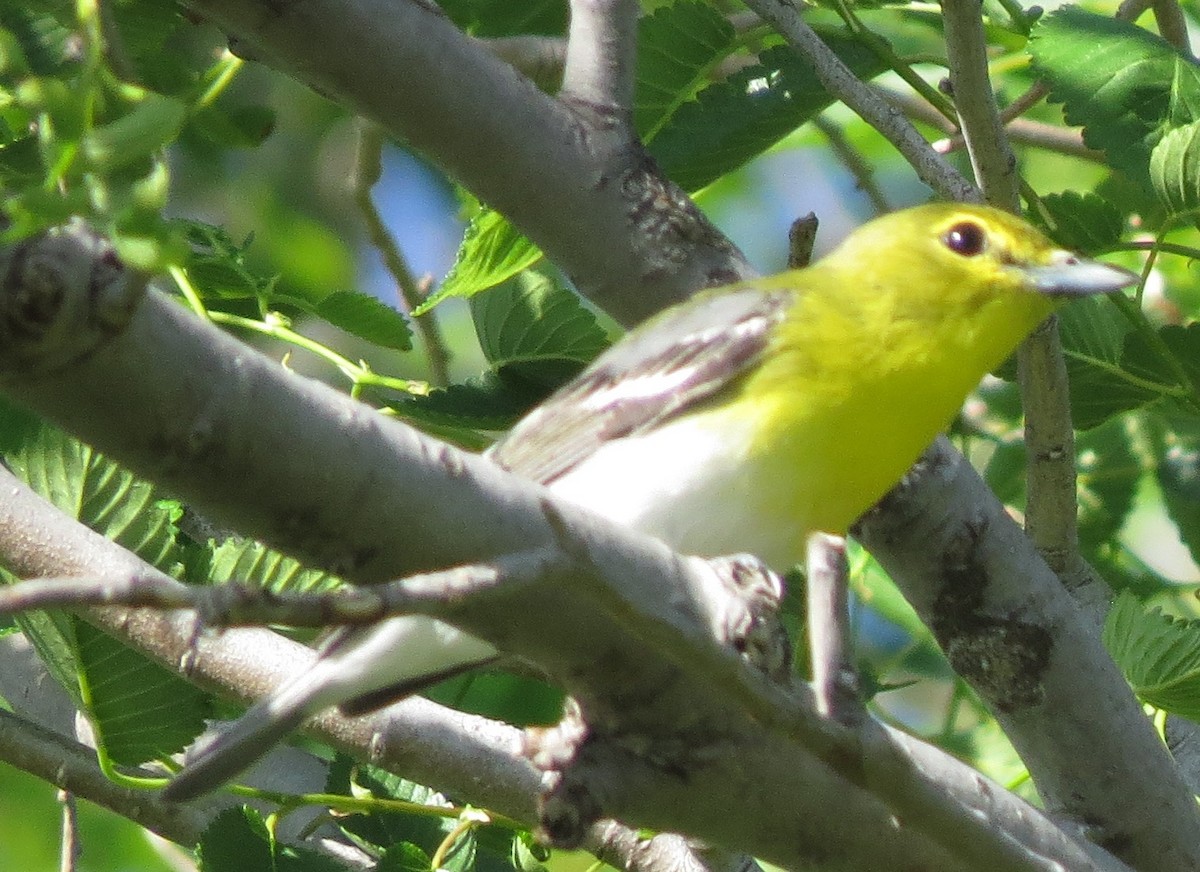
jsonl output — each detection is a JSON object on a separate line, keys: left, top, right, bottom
{"left": 162, "top": 203, "right": 1137, "bottom": 801}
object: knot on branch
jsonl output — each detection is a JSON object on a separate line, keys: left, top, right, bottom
{"left": 528, "top": 701, "right": 599, "bottom": 848}
{"left": 706, "top": 554, "right": 792, "bottom": 682}
{"left": 615, "top": 147, "right": 741, "bottom": 286}
{"left": 0, "top": 221, "right": 145, "bottom": 376}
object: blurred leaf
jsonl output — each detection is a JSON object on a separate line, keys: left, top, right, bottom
{"left": 1149, "top": 407, "right": 1200, "bottom": 566}
{"left": 649, "top": 32, "right": 889, "bottom": 192}
{"left": 1103, "top": 591, "right": 1200, "bottom": 719}
{"left": 0, "top": 134, "right": 42, "bottom": 184}
{"left": 1121, "top": 324, "right": 1200, "bottom": 410}
{"left": 0, "top": 394, "right": 44, "bottom": 454}
{"left": 1150, "top": 121, "right": 1200, "bottom": 216}
{"left": 1031, "top": 7, "right": 1200, "bottom": 191}
{"left": 190, "top": 103, "right": 277, "bottom": 149}
{"left": 260, "top": 209, "right": 356, "bottom": 303}
{"left": 83, "top": 93, "right": 187, "bottom": 172}
{"left": 422, "top": 669, "right": 564, "bottom": 725}
{"left": 512, "top": 832, "right": 550, "bottom": 872}
{"left": 439, "top": 0, "right": 567, "bottom": 37}
{"left": 418, "top": 209, "right": 542, "bottom": 314}
{"left": 108, "top": 0, "right": 187, "bottom": 68}
{"left": 470, "top": 270, "right": 609, "bottom": 385}
{"left": 74, "top": 619, "right": 210, "bottom": 766}
{"left": 0, "top": 7, "right": 72, "bottom": 75}
{"left": 1030, "top": 192, "right": 1126, "bottom": 254}
{"left": 315, "top": 290, "right": 413, "bottom": 350}
{"left": 982, "top": 439, "right": 1026, "bottom": 506}
{"left": 635, "top": 1, "right": 737, "bottom": 140}
{"left": 1075, "top": 417, "right": 1139, "bottom": 554}
{"left": 12, "top": 610, "right": 80, "bottom": 707}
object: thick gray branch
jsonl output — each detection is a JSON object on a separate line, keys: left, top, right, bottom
{"left": 562, "top": 0, "right": 639, "bottom": 115}
{"left": 184, "top": 0, "right": 752, "bottom": 326}
{"left": 856, "top": 438, "right": 1200, "bottom": 871}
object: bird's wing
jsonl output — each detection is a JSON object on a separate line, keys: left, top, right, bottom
{"left": 489, "top": 286, "right": 795, "bottom": 484}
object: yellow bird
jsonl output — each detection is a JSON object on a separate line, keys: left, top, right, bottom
{"left": 163, "top": 202, "right": 1136, "bottom": 801}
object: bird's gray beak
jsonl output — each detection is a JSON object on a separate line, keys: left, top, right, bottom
{"left": 1024, "top": 249, "right": 1139, "bottom": 297}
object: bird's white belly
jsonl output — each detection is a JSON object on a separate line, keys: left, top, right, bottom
{"left": 546, "top": 412, "right": 806, "bottom": 571}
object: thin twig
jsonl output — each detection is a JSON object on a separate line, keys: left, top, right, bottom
{"left": 812, "top": 116, "right": 890, "bottom": 213}
{"left": 805, "top": 534, "right": 863, "bottom": 726}
{"left": 742, "top": 0, "right": 979, "bottom": 202}
{"left": 942, "top": 0, "right": 1018, "bottom": 207}
{"left": 787, "top": 212, "right": 819, "bottom": 268}
{"left": 1150, "top": 0, "right": 1191, "bottom": 55}
{"left": 58, "top": 791, "right": 79, "bottom": 872}
{"left": 0, "top": 549, "right": 564, "bottom": 629}
{"left": 351, "top": 120, "right": 452, "bottom": 386}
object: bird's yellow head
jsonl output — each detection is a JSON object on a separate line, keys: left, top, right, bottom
{"left": 799, "top": 202, "right": 1136, "bottom": 373}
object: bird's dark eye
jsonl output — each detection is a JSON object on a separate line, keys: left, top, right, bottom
{"left": 944, "top": 221, "right": 987, "bottom": 257}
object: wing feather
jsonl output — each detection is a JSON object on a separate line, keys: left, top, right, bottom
{"left": 489, "top": 287, "right": 794, "bottom": 484}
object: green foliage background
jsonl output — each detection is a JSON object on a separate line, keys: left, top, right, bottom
{"left": 2, "top": 0, "right": 1200, "bottom": 869}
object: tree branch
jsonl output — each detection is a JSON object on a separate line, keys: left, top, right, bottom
{"left": 855, "top": 438, "right": 1200, "bottom": 871}
{"left": 942, "top": 0, "right": 1018, "bottom": 208}
{"left": 740, "top": 0, "right": 979, "bottom": 202}
{"left": 561, "top": 0, "right": 639, "bottom": 116}
{"left": 183, "top": 0, "right": 753, "bottom": 327}
{"left": 0, "top": 708, "right": 207, "bottom": 848}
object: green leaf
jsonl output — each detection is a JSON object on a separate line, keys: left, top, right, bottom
{"left": 376, "top": 843, "right": 434, "bottom": 872}
{"left": 1075, "top": 417, "right": 1139, "bottom": 554}
{"left": 1148, "top": 407, "right": 1200, "bottom": 566}
{"left": 182, "top": 221, "right": 274, "bottom": 300}
{"left": 74, "top": 619, "right": 210, "bottom": 766}
{"left": 635, "top": 1, "right": 738, "bottom": 140}
{"left": 198, "top": 806, "right": 343, "bottom": 872}
{"left": 1103, "top": 590, "right": 1200, "bottom": 719}
{"left": 1058, "top": 297, "right": 1153, "bottom": 430}
{"left": 1031, "top": 192, "right": 1126, "bottom": 254}
{"left": 83, "top": 93, "right": 187, "bottom": 172}
{"left": 1150, "top": 121, "right": 1200, "bottom": 216}
{"left": 327, "top": 759, "right": 455, "bottom": 855}
{"left": 417, "top": 209, "right": 542, "bottom": 314}
{"left": 441, "top": 825, "right": 478, "bottom": 872}
{"left": 315, "top": 290, "right": 413, "bottom": 350}
{"left": 107, "top": 0, "right": 187, "bottom": 72}
{"left": 208, "top": 539, "right": 341, "bottom": 595}
{"left": 1121, "top": 324, "right": 1200, "bottom": 408}
{"left": 2, "top": 7, "right": 72, "bottom": 75}
{"left": 649, "top": 32, "right": 889, "bottom": 192}
{"left": 983, "top": 439, "right": 1027, "bottom": 506}
{"left": 511, "top": 832, "right": 550, "bottom": 872}
{"left": 400, "top": 371, "right": 549, "bottom": 431}
{"left": 6, "top": 424, "right": 182, "bottom": 570}
{"left": 438, "top": 0, "right": 567, "bottom": 37}
{"left": 470, "top": 271, "right": 609, "bottom": 385}
{"left": 1031, "top": 7, "right": 1200, "bottom": 191}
